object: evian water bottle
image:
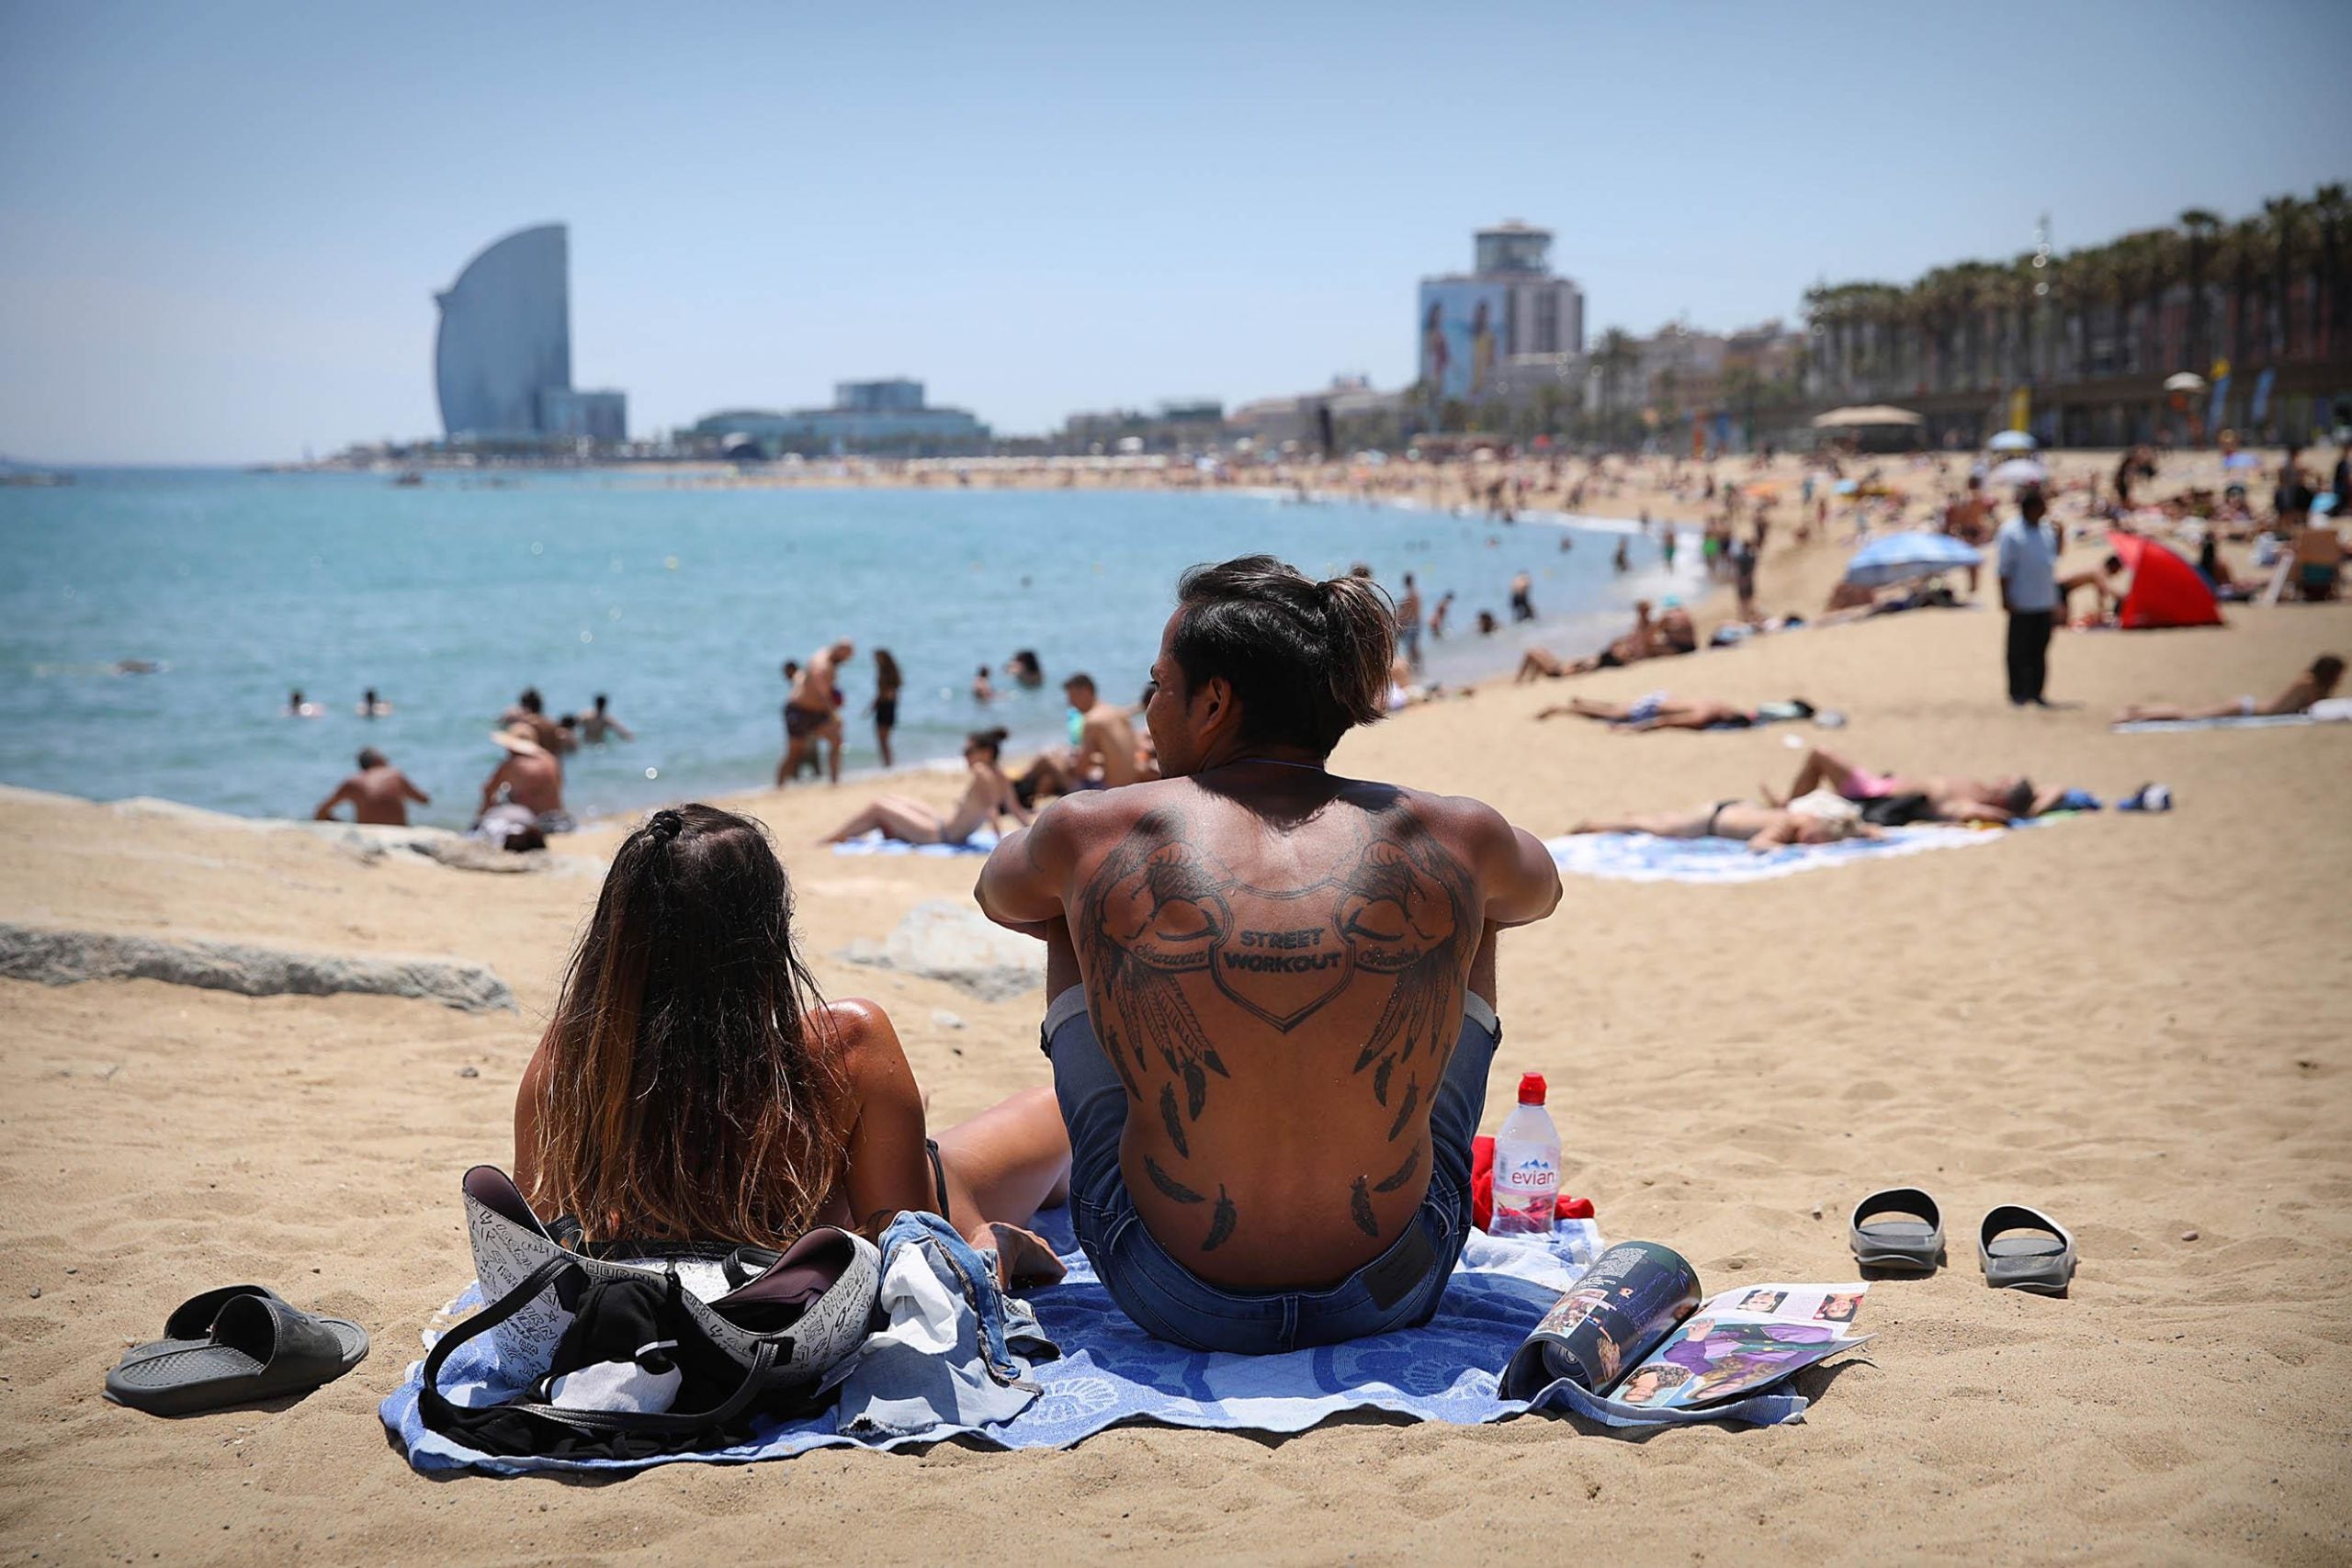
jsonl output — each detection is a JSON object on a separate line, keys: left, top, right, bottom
{"left": 1489, "top": 1073, "right": 1561, "bottom": 1235}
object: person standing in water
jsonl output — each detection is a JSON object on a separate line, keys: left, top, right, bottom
{"left": 357, "top": 688, "right": 393, "bottom": 717}
{"left": 870, "top": 649, "right": 904, "bottom": 768}
{"left": 1396, "top": 573, "right": 1425, "bottom": 672}
{"left": 780, "top": 640, "right": 853, "bottom": 786}
{"left": 578, "top": 693, "right": 634, "bottom": 744}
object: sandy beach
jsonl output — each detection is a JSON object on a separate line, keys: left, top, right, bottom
{"left": 4, "top": 458, "right": 2349, "bottom": 1564}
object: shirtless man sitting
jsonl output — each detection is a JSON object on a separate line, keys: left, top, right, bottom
{"left": 1768, "top": 744, "right": 2056, "bottom": 824}
{"left": 313, "top": 748, "right": 430, "bottom": 827}
{"left": 1568, "top": 799, "right": 1880, "bottom": 852}
{"left": 1015, "top": 673, "right": 1147, "bottom": 798}
{"left": 479, "top": 724, "right": 573, "bottom": 834}
{"left": 977, "top": 556, "right": 1560, "bottom": 1353}
{"left": 778, "top": 639, "right": 852, "bottom": 785}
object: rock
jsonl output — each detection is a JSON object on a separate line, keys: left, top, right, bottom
{"left": 842, "top": 900, "right": 1044, "bottom": 1003}
{"left": 932, "top": 1010, "right": 967, "bottom": 1031}
{"left": 0, "top": 922, "right": 516, "bottom": 1013}
{"left": 458, "top": 1065, "right": 481, "bottom": 1078}
{"left": 28, "top": 1286, "right": 40, "bottom": 1298}
{"left": 2180, "top": 1228, "right": 2199, "bottom": 1242}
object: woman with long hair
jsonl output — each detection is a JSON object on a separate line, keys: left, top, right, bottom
{"left": 514, "top": 803, "right": 1069, "bottom": 1273}
{"left": 821, "top": 728, "right": 1028, "bottom": 846}
{"left": 869, "top": 649, "right": 904, "bottom": 768}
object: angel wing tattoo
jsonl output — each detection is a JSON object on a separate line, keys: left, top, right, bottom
{"left": 1336, "top": 836, "right": 1471, "bottom": 1141}
{"left": 1080, "top": 826, "right": 1236, "bottom": 1149}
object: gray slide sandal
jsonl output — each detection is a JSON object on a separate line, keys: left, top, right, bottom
{"left": 1978, "top": 1204, "right": 2075, "bottom": 1296}
{"left": 1849, "top": 1187, "right": 1943, "bottom": 1273}
{"left": 120, "top": 1283, "right": 288, "bottom": 1360}
{"left": 106, "top": 1292, "right": 367, "bottom": 1416}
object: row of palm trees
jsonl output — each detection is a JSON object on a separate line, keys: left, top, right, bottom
{"left": 1803, "top": 184, "right": 2351, "bottom": 408}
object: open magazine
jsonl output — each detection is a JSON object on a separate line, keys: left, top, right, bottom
{"left": 1498, "top": 1240, "right": 1870, "bottom": 1410}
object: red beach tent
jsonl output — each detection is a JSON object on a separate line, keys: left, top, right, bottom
{"left": 2108, "top": 531, "right": 2223, "bottom": 629}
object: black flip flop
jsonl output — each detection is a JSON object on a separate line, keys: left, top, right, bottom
{"left": 1979, "top": 1204, "right": 2076, "bottom": 1296}
{"left": 106, "top": 1292, "right": 368, "bottom": 1416}
{"left": 1849, "top": 1187, "right": 1944, "bottom": 1274}
{"left": 121, "top": 1283, "right": 289, "bottom": 1360}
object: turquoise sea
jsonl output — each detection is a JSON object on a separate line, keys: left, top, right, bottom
{"left": 0, "top": 470, "right": 1697, "bottom": 827}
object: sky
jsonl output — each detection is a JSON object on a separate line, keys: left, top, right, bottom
{"left": 2, "top": 0, "right": 2346, "bottom": 464}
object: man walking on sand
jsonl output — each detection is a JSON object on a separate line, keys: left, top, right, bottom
{"left": 1996, "top": 487, "right": 2061, "bottom": 706}
{"left": 313, "top": 748, "right": 429, "bottom": 826}
{"left": 977, "top": 556, "right": 1561, "bottom": 1353}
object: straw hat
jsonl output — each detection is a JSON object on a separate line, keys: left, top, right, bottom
{"left": 489, "top": 723, "right": 548, "bottom": 760}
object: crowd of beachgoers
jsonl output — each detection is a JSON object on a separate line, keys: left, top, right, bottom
{"left": 309, "top": 435, "right": 2349, "bottom": 860}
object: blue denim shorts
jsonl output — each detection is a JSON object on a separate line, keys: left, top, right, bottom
{"left": 1042, "top": 986, "right": 1499, "bottom": 1355}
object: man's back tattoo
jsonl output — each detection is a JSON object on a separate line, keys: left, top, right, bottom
{"left": 1077, "top": 804, "right": 1476, "bottom": 1253}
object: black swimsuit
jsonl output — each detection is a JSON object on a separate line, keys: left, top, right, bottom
{"left": 924, "top": 1137, "right": 951, "bottom": 1221}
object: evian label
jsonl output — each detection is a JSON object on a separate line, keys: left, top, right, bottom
{"left": 1498, "top": 1154, "right": 1558, "bottom": 1202}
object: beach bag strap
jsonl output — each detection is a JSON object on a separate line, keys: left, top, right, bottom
{"left": 417, "top": 1257, "right": 794, "bottom": 1445}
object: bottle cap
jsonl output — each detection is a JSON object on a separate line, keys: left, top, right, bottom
{"left": 1517, "top": 1072, "right": 1546, "bottom": 1106}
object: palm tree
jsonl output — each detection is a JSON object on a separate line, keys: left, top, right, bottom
{"left": 2262, "top": 194, "right": 2303, "bottom": 357}
{"left": 2314, "top": 183, "right": 2349, "bottom": 361}
{"left": 2180, "top": 208, "right": 2222, "bottom": 372}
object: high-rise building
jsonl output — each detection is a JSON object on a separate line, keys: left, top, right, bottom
{"left": 434, "top": 222, "right": 626, "bottom": 444}
{"left": 1416, "top": 221, "right": 1585, "bottom": 403}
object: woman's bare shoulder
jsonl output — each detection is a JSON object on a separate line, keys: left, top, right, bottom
{"left": 810, "top": 997, "right": 907, "bottom": 1077}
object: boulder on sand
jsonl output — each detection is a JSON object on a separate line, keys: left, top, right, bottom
{"left": 0, "top": 922, "right": 516, "bottom": 1013}
{"left": 842, "top": 900, "right": 1045, "bottom": 1003}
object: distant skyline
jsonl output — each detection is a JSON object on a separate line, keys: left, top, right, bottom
{"left": 3, "top": 0, "right": 2346, "bottom": 464}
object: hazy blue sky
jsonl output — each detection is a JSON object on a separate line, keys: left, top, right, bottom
{"left": 3, "top": 0, "right": 2345, "bottom": 462}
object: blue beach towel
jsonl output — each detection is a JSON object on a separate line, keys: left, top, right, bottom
{"left": 382, "top": 1211, "right": 1813, "bottom": 1475}
{"left": 1546, "top": 825, "right": 2014, "bottom": 885}
{"left": 2111, "top": 711, "right": 2345, "bottom": 734}
{"left": 831, "top": 828, "right": 1000, "bottom": 858}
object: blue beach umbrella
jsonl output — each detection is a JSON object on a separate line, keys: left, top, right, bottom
{"left": 1843, "top": 531, "right": 1983, "bottom": 588}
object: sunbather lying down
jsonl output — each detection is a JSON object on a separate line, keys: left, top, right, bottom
{"left": 2116, "top": 653, "right": 2343, "bottom": 723}
{"left": 1767, "top": 744, "right": 2063, "bottom": 824}
{"left": 1537, "top": 694, "right": 1816, "bottom": 730}
{"left": 1568, "top": 799, "right": 1883, "bottom": 852}
{"left": 1515, "top": 599, "right": 1697, "bottom": 681}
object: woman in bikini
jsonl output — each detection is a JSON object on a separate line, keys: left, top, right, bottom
{"left": 514, "top": 804, "right": 1069, "bottom": 1275}
{"left": 821, "top": 728, "right": 1030, "bottom": 847}
{"left": 2116, "top": 653, "right": 2342, "bottom": 723}
{"left": 1567, "top": 799, "right": 1881, "bottom": 852}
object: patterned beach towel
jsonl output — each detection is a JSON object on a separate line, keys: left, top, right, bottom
{"left": 382, "top": 1211, "right": 1813, "bottom": 1475}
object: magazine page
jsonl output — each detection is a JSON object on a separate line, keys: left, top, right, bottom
{"left": 1497, "top": 1240, "right": 1701, "bottom": 1399}
{"left": 1611, "top": 1281, "right": 1871, "bottom": 1409}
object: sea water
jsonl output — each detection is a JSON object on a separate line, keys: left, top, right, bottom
{"left": 0, "top": 469, "right": 1699, "bottom": 828}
